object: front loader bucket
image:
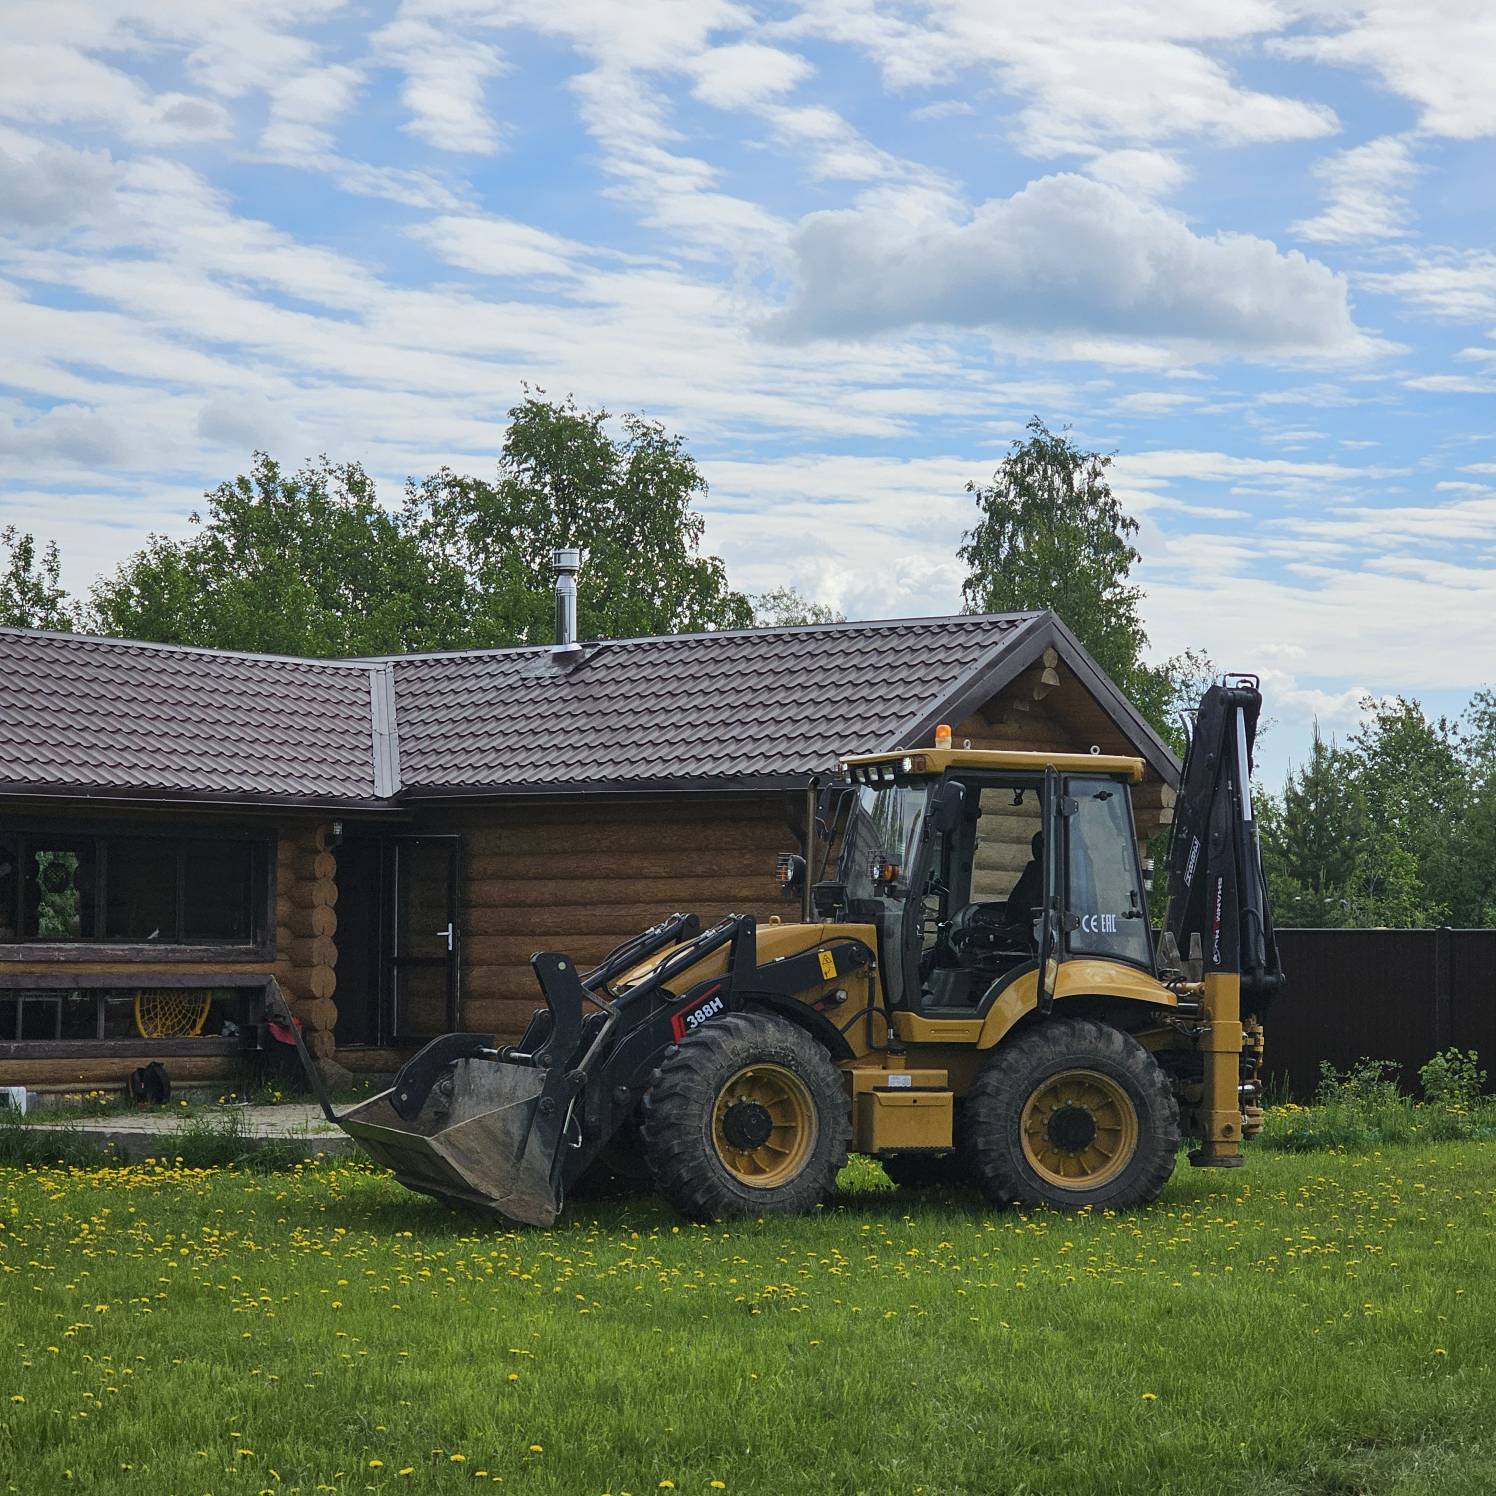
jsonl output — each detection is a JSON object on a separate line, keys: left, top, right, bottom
{"left": 270, "top": 945, "right": 673, "bottom": 1229}
{"left": 338, "top": 1056, "right": 568, "bottom": 1226}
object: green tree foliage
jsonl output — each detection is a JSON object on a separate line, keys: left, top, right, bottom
{"left": 959, "top": 416, "right": 1207, "bottom": 746}
{"left": 0, "top": 526, "right": 75, "bottom": 631}
{"left": 1350, "top": 697, "right": 1467, "bottom": 917}
{"left": 1258, "top": 728, "right": 1369, "bottom": 926}
{"left": 87, "top": 395, "right": 749, "bottom": 655}
{"left": 89, "top": 456, "right": 436, "bottom": 656}
{"left": 405, "top": 395, "right": 749, "bottom": 646}
{"left": 961, "top": 418, "right": 1147, "bottom": 680}
{"left": 1460, "top": 689, "right": 1496, "bottom": 922}
{"left": 1256, "top": 721, "right": 1442, "bottom": 921}
{"left": 750, "top": 586, "right": 845, "bottom": 627}
{"left": 1257, "top": 698, "right": 1483, "bottom": 929}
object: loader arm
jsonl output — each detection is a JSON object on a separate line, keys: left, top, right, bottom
{"left": 1162, "top": 677, "right": 1283, "bottom": 1164}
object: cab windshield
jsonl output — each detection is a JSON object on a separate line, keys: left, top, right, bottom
{"left": 840, "top": 780, "right": 929, "bottom": 903}
{"left": 839, "top": 779, "right": 931, "bottom": 1008}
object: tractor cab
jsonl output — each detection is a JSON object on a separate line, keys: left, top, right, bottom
{"left": 834, "top": 749, "right": 1155, "bottom": 1014}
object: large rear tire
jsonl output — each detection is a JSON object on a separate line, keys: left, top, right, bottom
{"left": 963, "top": 1018, "right": 1179, "bottom": 1211}
{"left": 641, "top": 1011, "right": 850, "bottom": 1220}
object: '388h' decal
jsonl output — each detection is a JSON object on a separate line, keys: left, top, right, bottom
{"left": 670, "top": 983, "right": 727, "bottom": 1042}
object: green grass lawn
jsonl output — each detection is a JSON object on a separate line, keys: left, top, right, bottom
{"left": 2, "top": 1146, "right": 1493, "bottom": 1496}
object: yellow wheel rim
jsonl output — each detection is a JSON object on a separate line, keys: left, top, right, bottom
{"left": 1020, "top": 1068, "right": 1138, "bottom": 1190}
{"left": 711, "top": 1063, "right": 817, "bottom": 1188}
{"left": 133, "top": 989, "right": 213, "bottom": 1040}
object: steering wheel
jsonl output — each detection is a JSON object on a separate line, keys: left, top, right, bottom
{"left": 943, "top": 902, "right": 1017, "bottom": 964}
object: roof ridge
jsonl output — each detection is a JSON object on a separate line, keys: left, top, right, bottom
{"left": 0, "top": 623, "right": 383, "bottom": 672}
{"left": 369, "top": 610, "right": 1037, "bottom": 665}
{"left": 0, "top": 610, "right": 1034, "bottom": 671}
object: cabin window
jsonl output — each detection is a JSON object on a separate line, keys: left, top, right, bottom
{"left": 2, "top": 829, "right": 267, "bottom": 948}
{"left": 1064, "top": 778, "right": 1153, "bottom": 969}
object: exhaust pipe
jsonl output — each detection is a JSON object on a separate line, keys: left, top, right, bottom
{"left": 552, "top": 547, "right": 580, "bottom": 653}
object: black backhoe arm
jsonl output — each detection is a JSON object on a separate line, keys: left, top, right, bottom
{"left": 1163, "top": 679, "right": 1283, "bottom": 1011}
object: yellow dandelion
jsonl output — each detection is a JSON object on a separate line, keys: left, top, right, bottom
{"left": 660, "top": 1483, "right": 675, "bottom": 1490}
{"left": 398, "top": 1469, "right": 414, "bottom": 1477}
{"left": 529, "top": 1445, "right": 543, "bottom": 1453}
{"left": 1141, "top": 1392, "right": 1158, "bottom": 1402}
{"left": 369, "top": 1459, "right": 384, "bottom": 1468}
{"left": 710, "top": 1483, "right": 727, "bottom": 1490}
{"left": 10, "top": 1395, "right": 24, "bottom": 1404}
{"left": 451, "top": 1452, "right": 466, "bottom": 1462}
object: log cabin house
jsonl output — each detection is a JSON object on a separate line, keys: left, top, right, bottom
{"left": 0, "top": 605, "right": 1179, "bottom": 1097}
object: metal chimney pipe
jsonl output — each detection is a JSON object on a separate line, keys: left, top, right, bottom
{"left": 552, "top": 547, "right": 581, "bottom": 651}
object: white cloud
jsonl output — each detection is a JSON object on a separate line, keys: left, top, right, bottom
{"left": 0, "top": 401, "right": 141, "bottom": 468}
{"left": 0, "top": 42, "right": 231, "bottom": 144}
{"left": 766, "top": 174, "right": 1374, "bottom": 360}
{"left": 1364, "top": 252, "right": 1496, "bottom": 322}
{"left": 196, "top": 391, "right": 299, "bottom": 455}
{"left": 1404, "top": 373, "right": 1496, "bottom": 395}
{"left": 787, "top": 0, "right": 1339, "bottom": 156}
{"left": 909, "top": 99, "right": 973, "bottom": 122}
{"left": 0, "top": 136, "right": 118, "bottom": 233}
{"left": 408, "top": 215, "right": 585, "bottom": 278}
{"left": 1108, "top": 390, "right": 1203, "bottom": 415}
{"left": 689, "top": 43, "right": 812, "bottom": 108}
{"left": 260, "top": 64, "right": 364, "bottom": 160}
{"left": 372, "top": 15, "right": 508, "bottom": 153}
{"left": 130, "top": 93, "right": 233, "bottom": 146}
{"left": 1292, "top": 134, "right": 1418, "bottom": 244}
{"left": 1278, "top": 2, "right": 1496, "bottom": 141}
{"left": 761, "top": 102, "right": 903, "bottom": 182}
{"left": 1081, "top": 148, "right": 1189, "bottom": 200}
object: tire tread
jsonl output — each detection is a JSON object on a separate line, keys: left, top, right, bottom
{"left": 963, "top": 1017, "right": 1180, "bottom": 1211}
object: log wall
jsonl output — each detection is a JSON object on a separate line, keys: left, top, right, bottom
{"left": 273, "top": 822, "right": 338, "bottom": 1058}
{"left": 417, "top": 795, "right": 800, "bottom": 1041}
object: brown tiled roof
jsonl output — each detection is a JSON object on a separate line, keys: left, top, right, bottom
{"left": 387, "top": 613, "right": 1036, "bottom": 793}
{"left": 0, "top": 610, "right": 1177, "bottom": 804}
{"left": 0, "top": 628, "right": 385, "bottom": 803}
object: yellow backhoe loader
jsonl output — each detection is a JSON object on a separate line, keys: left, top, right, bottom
{"left": 281, "top": 678, "right": 1282, "bottom": 1223}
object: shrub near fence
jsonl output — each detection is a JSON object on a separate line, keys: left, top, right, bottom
{"left": 1263, "top": 928, "right": 1496, "bottom": 1099}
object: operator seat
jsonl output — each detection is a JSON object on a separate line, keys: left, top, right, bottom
{"left": 1004, "top": 831, "right": 1044, "bottom": 936}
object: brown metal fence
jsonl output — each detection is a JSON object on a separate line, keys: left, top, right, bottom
{"left": 1262, "top": 929, "right": 1496, "bottom": 1099}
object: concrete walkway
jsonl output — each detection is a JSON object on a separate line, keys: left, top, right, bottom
{"left": 23, "top": 1101, "right": 361, "bottom": 1162}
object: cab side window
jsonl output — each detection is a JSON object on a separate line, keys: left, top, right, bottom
{"left": 1065, "top": 779, "right": 1152, "bottom": 968}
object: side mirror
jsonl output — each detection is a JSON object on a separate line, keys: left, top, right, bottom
{"left": 932, "top": 779, "right": 966, "bottom": 834}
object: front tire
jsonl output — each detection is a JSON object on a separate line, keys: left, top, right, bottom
{"left": 641, "top": 1011, "right": 850, "bottom": 1220}
{"left": 963, "top": 1018, "right": 1179, "bottom": 1211}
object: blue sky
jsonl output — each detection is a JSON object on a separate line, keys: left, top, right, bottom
{"left": 4, "top": 2, "right": 1496, "bottom": 783}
